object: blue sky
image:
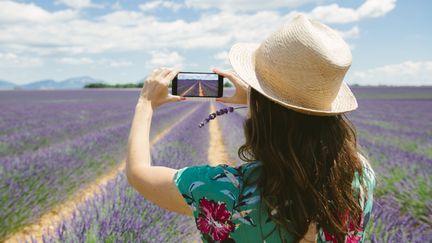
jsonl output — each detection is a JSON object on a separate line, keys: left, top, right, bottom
{"left": 0, "top": 0, "right": 431, "bottom": 85}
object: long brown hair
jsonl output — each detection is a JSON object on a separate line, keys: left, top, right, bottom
{"left": 238, "top": 88, "right": 365, "bottom": 242}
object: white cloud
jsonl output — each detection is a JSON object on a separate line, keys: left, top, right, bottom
{"left": 185, "top": 0, "right": 396, "bottom": 19}
{"left": 97, "top": 10, "right": 155, "bottom": 26}
{"left": 357, "top": 0, "right": 396, "bottom": 18}
{"left": 0, "top": 0, "right": 395, "bottom": 75}
{"left": 55, "top": 0, "right": 102, "bottom": 9}
{"left": 185, "top": 0, "right": 318, "bottom": 12}
{"left": 0, "top": 9, "right": 282, "bottom": 55}
{"left": 0, "top": 1, "right": 77, "bottom": 23}
{"left": 101, "top": 59, "right": 132, "bottom": 67}
{"left": 145, "top": 50, "right": 184, "bottom": 69}
{"left": 58, "top": 57, "right": 132, "bottom": 67}
{"left": 58, "top": 57, "right": 94, "bottom": 65}
{"left": 308, "top": 0, "right": 396, "bottom": 24}
{"left": 111, "top": 1, "right": 122, "bottom": 11}
{"left": 348, "top": 61, "right": 432, "bottom": 86}
{"left": 308, "top": 4, "right": 359, "bottom": 23}
{"left": 336, "top": 26, "right": 360, "bottom": 39}
{"left": 0, "top": 0, "right": 392, "bottom": 58}
{"left": 0, "top": 52, "right": 43, "bottom": 68}
{"left": 214, "top": 51, "right": 230, "bottom": 65}
{"left": 139, "top": 1, "right": 182, "bottom": 12}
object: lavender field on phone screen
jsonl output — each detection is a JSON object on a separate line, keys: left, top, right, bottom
{"left": 176, "top": 79, "right": 199, "bottom": 96}
{"left": 177, "top": 73, "right": 219, "bottom": 97}
{"left": 1, "top": 87, "right": 431, "bottom": 242}
{"left": 200, "top": 80, "right": 219, "bottom": 96}
{"left": 177, "top": 80, "right": 218, "bottom": 97}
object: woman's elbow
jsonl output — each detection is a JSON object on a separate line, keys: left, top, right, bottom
{"left": 125, "top": 159, "right": 137, "bottom": 186}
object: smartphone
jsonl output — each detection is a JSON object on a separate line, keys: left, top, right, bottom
{"left": 172, "top": 72, "right": 223, "bottom": 98}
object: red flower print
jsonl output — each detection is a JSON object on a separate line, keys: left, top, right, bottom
{"left": 323, "top": 229, "right": 337, "bottom": 243}
{"left": 345, "top": 212, "right": 364, "bottom": 243}
{"left": 321, "top": 211, "right": 364, "bottom": 243}
{"left": 196, "top": 197, "right": 236, "bottom": 241}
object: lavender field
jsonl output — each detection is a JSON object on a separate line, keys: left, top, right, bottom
{"left": 1, "top": 87, "right": 431, "bottom": 242}
{"left": 177, "top": 80, "right": 219, "bottom": 97}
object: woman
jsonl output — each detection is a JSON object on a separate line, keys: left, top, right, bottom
{"left": 126, "top": 14, "right": 375, "bottom": 243}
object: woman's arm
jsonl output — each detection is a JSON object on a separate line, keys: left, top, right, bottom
{"left": 125, "top": 67, "right": 192, "bottom": 216}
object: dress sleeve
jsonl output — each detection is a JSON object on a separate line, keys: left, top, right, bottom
{"left": 173, "top": 164, "right": 240, "bottom": 214}
{"left": 172, "top": 163, "right": 243, "bottom": 242}
{"left": 358, "top": 154, "right": 376, "bottom": 243}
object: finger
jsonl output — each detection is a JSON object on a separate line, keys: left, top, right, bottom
{"left": 157, "top": 68, "right": 171, "bottom": 79}
{"left": 164, "top": 68, "right": 181, "bottom": 84}
{"left": 213, "top": 68, "right": 236, "bottom": 79}
{"left": 168, "top": 94, "right": 186, "bottom": 102}
{"left": 213, "top": 68, "right": 241, "bottom": 87}
{"left": 215, "top": 96, "right": 232, "bottom": 103}
{"left": 149, "top": 68, "right": 162, "bottom": 78}
{"left": 213, "top": 68, "right": 233, "bottom": 78}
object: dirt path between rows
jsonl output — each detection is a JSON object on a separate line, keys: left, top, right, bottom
{"left": 198, "top": 81, "right": 204, "bottom": 96}
{"left": 5, "top": 104, "right": 202, "bottom": 243}
{"left": 180, "top": 82, "right": 198, "bottom": 96}
{"left": 208, "top": 101, "right": 235, "bottom": 167}
{"left": 185, "top": 101, "right": 236, "bottom": 243}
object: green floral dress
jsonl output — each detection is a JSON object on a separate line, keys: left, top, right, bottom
{"left": 173, "top": 158, "right": 375, "bottom": 243}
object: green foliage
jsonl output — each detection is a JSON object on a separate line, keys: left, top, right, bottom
{"left": 85, "top": 83, "right": 138, "bottom": 88}
{"left": 0, "top": 143, "right": 10, "bottom": 156}
{"left": 375, "top": 167, "right": 406, "bottom": 197}
{"left": 84, "top": 81, "right": 171, "bottom": 88}
{"left": 224, "top": 81, "right": 233, "bottom": 87}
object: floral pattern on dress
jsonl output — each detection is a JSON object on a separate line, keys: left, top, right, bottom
{"left": 174, "top": 159, "right": 374, "bottom": 243}
{"left": 178, "top": 162, "right": 261, "bottom": 242}
{"left": 211, "top": 163, "right": 260, "bottom": 227}
{"left": 196, "top": 197, "right": 236, "bottom": 241}
{"left": 319, "top": 207, "right": 369, "bottom": 242}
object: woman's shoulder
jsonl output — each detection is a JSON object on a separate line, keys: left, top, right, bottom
{"left": 175, "top": 160, "right": 261, "bottom": 179}
{"left": 173, "top": 161, "right": 262, "bottom": 195}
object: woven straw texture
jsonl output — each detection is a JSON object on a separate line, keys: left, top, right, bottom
{"left": 228, "top": 14, "right": 358, "bottom": 116}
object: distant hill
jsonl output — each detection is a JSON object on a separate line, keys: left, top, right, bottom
{"left": 0, "top": 80, "right": 17, "bottom": 89}
{"left": 20, "top": 76, "right": 104, "bottom": 90}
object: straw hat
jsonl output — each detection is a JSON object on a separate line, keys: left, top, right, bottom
{"left": 229, "top": 13, "right": 357, "bottom": 116}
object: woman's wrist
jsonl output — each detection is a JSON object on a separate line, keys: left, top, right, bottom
{"left": 136, "top": 98, "right": 154, "bottom": 116}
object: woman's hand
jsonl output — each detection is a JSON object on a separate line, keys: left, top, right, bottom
{"left": 139, "top": 67, "right": 186, "bottom": 109}
{"left": 213, "top": 68, "right": 249, "bottom": 105}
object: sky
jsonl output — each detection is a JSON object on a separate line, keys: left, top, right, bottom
{"left": 178, "top": 73, "right": 218, "bottom": 80}
{"left": 0, "top": 0, "right": 431, "bottom": 86}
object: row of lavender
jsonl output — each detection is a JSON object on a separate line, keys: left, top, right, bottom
{"left": 215, "top": 87, "right": 432, "bottom": 242}
{"left": 40, "top": 100, "right": 212, "bottom": 242}
{"left": 201, "top": 80, "right": 219, "bottom": 96}
{"left": 3, "top": 87, "right": 430, "bottom": 242}
{"left": 353, "top": 88, "right": 432, "bottom": 241}
{"left": 0, "top": 90, "right": 198, "bottom": 240}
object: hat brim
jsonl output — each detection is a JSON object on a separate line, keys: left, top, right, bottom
{"left": 228, "top": 43, "right": 358, "bottom": 116}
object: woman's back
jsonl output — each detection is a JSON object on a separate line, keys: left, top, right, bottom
{"left": 126, "top": 13, "right": 376, "bottom": 243}
{"left": 173, "top": 154, "right": 375, "bottom": 242}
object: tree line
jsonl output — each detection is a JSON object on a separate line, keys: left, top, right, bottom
{"left": 84, "top": 81, "right": 233, "bottom": 88}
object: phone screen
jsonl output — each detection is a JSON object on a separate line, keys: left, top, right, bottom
{"left": 172, "top": 72, "right": 222, "bottom": 97}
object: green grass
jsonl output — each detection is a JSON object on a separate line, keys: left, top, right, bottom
{"left": 364, "top": 120, "right": 395, "bottom": 130}
{"left": 0, "top": 142, "right": 10, "bottom": 155}
{"left": 359, "top": 130, "right": 432, "bottom": 159}
{"left": 373, "top": 167, "right": 408, "bottom": 197}
{"left": 356, "top": 93, "right": 432, "bottom": 100}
